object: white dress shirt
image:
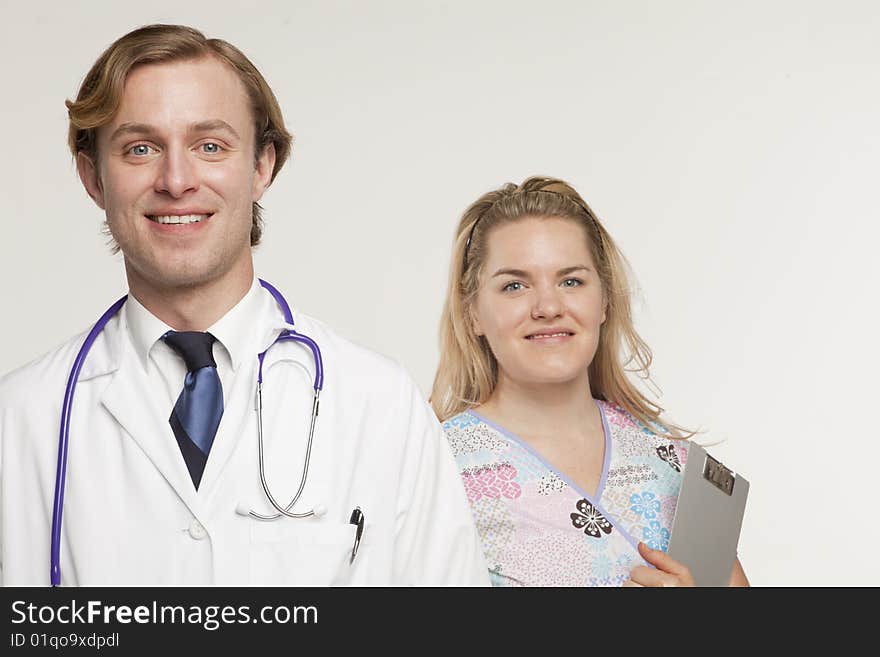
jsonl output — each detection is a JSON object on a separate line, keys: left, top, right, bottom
{"left": 124, "top": 277, "right": 269, "bottom": 417}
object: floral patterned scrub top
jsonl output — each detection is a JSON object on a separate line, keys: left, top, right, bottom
{"left": 442, "top": 399, "right": 688, "bottom": 587}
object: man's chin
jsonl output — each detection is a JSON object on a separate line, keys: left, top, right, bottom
{"left": 124, "top": 260, "right": 227, "bottom": 293}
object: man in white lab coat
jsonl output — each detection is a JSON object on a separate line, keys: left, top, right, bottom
{"left": 0, "top": 24, "right": 489, "bottom": 586}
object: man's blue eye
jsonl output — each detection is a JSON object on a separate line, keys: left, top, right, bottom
{"left": 202, "top": 143, "right": 222, "bottom": 154}
{"left": 130, "top": 144, "right": 152, "bottom": 156}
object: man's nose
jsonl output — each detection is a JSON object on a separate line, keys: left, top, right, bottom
{"left": 154, "top": 147, "right": 199, "bottom": 197}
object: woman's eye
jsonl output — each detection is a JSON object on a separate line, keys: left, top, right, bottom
{"left": 502, "top": 281, "right": 524, "bottom": 292}
{"left": 201, "top": 142, "right": 223, "bottom": 154}
{"left": 561, "top": 278, "right": 583, "bottom": 288}
{"left": 129, "top": 144, "right": 154, "bottom": 156}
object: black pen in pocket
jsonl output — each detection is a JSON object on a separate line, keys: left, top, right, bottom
{"left": 349, "top": 507, "right": 364, "bottom": 564}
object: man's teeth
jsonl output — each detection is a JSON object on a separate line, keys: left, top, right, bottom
{"left": 528, "top": 332, "right": 571, "bottom": 339}
{"left": 150, "top": 214, "right": 209, "bottom": 224}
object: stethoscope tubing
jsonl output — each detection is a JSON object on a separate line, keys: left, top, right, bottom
{"left": 250, "top": 384, "right": 320, "bottom": 520}
{"left": 51, "top": 294, "right": 127, "bottom": 587}
{"left": 50, "top": 280, "right": 320, "bottom": 585}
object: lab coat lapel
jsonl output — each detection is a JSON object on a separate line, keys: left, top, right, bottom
{"left": 100, "top": 348, "right": 201, "bottom": 514}
{"left": 195, "top": 353, "right": 256, "bottom": 498}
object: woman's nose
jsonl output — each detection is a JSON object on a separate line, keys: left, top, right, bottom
{"left": 531, "top": 286, "right": 563, "bottom": 320}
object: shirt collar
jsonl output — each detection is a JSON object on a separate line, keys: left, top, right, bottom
{"left": 124, "top": 277, "right": 279, "bottom": 372}
{"left": 207, "top": 277, "right": 268, "bottom": 370}
{"left": 124, "top": 293, "right": 174, "bottom": 372}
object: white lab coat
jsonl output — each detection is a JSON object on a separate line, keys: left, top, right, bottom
{"left": 0, "top": 295, "right": 490, "bottom": 586}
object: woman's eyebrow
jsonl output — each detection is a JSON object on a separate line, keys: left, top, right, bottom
{"left": 558, "top": 265, "right": 591, "bottom": 276}
{"left": 491, "top": 265, "right": 592, "bottom": 278}
{"left": 491, "top": 268, "right": 529, "bottom": 278}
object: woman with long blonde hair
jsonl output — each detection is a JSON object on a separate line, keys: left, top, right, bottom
{"left": 432, "top": 176, "right": 748, "bottom": 587}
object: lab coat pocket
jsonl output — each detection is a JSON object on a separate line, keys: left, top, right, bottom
{"left": 249, "top": 520, "right": 357, "bottom": 585}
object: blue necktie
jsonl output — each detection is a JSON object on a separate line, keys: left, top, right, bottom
{"left": 163, "top": 331, "right": 224, "bottom": 490}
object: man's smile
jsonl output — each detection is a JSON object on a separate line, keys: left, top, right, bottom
{"left": 147, "top": 213, "right": 212, "bottom": 224}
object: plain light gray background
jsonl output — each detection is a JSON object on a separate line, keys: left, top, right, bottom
{"left": 2, "top": 0, "right": 878, "bottom": 585}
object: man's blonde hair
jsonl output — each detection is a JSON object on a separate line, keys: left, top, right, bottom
{"left": 431, "top": 176, "right": 687, "bottom": 438}
{"left": 66, "top": 24, "right": 293, "bottom": 246}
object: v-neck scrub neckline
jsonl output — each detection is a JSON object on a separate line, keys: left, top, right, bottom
{"left": 444, "top": 399, "right": 690, "bottom": 587}
{"left": 466, "top": 398, "right": 613, "bottom": 504}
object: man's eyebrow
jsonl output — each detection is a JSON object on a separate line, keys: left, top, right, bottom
{"left": 109, "top": 122, "right": 154, "bottom": 142}
{"left": 190, "top": 120, "right": 240, "bottom": 139}
{"left": 108, "top": 120, "right": 241, "bottom": 142}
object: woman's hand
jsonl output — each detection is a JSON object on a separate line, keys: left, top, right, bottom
{"left": 623, "top": 542, "right": 695, "bottom": 587}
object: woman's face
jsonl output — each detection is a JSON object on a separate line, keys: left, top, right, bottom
{"left": 471, "top": 216, "right": 606, "bottom": 390}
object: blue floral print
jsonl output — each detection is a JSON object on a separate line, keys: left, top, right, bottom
{"left": 643, "top": 521, "right": 670, "bottom": 551}
{"left": 444, "top": 413, "right": 480, "bottom": 430}
{"left": 629, "top": 491, "right": 660, "bottom": 520}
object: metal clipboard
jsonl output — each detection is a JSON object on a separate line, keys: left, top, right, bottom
{"left": 666, "top": 442, "right": 749, "bottom": 587}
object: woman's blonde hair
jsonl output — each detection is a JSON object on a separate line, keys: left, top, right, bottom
{"left": 66, "top": 24, "right": 293, "bottom": 247}
{"left": 430, "top": 176, "right": 687, "bottom": 437}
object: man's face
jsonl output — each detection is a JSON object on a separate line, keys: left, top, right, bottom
{"left": 78, "top": 56, "right": 275, "bottom": 295}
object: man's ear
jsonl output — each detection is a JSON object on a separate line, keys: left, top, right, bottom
{"left": 76, "top": 152, "right": 105, "bottom": 210}
{"left": 252, "top": 143, "right": 276, "bottom": 201}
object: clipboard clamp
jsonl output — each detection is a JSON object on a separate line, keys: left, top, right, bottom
{"left": 703, "top": 454, "right": 736, "bottom": 496}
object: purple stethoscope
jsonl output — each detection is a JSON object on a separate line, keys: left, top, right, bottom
{"left": 51, "top": 279, "right": 324, "bottom": 586}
